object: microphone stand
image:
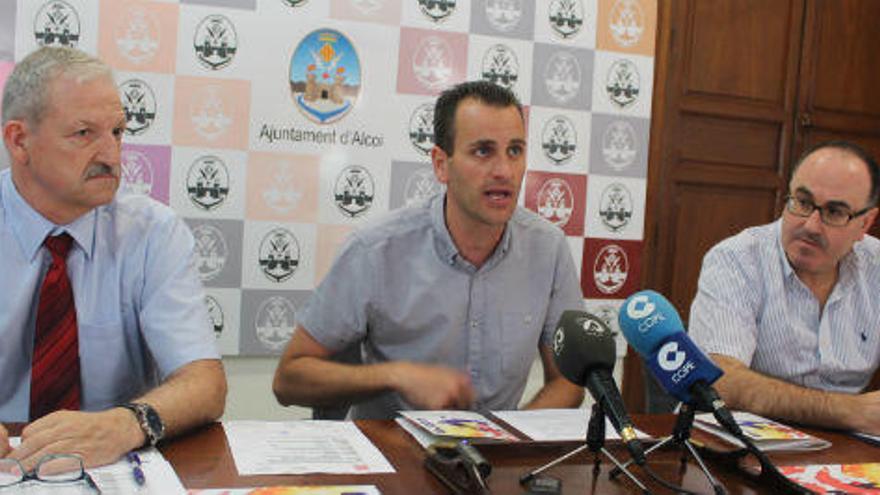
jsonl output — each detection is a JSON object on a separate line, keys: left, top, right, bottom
{"left": 520, "top": 403, "right": 652, "bottom": 494}
{"left": 610, "top": 402, "right": 726, "bottom": 495}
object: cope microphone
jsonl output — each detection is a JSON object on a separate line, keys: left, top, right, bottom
{"left": 617, "top": 290, "right": 738, "bottom": 433}
{"left": 552, "top": 310, "right": 646, "bottom": 465}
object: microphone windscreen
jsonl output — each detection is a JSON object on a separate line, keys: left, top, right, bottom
{"left": 552, "top": 310, "right": 616, "bottom": 387}
{"left": 646, "top": 331, "right": 723, "bottom": 404}
{"left": 618, "top": 290, "right": 684, "bottom": 356}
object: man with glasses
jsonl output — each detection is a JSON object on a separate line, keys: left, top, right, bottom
{"left": 689, "top": 140, "right": 880, "bottom": 434}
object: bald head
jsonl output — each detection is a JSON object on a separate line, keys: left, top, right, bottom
{"left": 791, "top": 141, "right": 879, "bottom": 208}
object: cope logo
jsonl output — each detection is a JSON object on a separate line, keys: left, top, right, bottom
{"left": 606, "top": 59, "right": 640, "bottom": 109}
{"left": 114, "top": 6, "right": 160, "bottom": 65}
{"left": 290, "top": 29, "right": 362, "bottom": 125}
{"left": 599, "top": 183, "right": 633, "bottom": 232}
{"left": 536, "top": 178, "right": 573, "bottom": 228}
{"left": 625, "top": 294, "right": 654, "bottom": 319}
{"left": 34, "top": 0, "right": 81, "bottom": 48}
{"left": 194, "top": 15, "right": 237, "bottom": 70}
{"left": 192, "top": 224, "right": 228, "bottom": 282}
{"left": 544, "top": 51, "right": 581, "bottom": 105}
{"left": 186, "top": 156, "right": 230, "bottom": 211}
{"left": 412, "top": 36, "right": 454, "bottom": 91}
{"left": 119, "top": 80, "right": 157, "bottom": 136}
{"left": 334, "top": 166, "right": 375, "bottom": 218}
{"left": 255, "top": 296, "right": 297, "bottom": 352}
{"left": 119, "top": 149, "right": 154, "bottom": 197}
{"left": 609, "top": 0, "right": 645, "bottom": 47}
{"left": 205, "top": 295, "right": 224, "bottom": 338}
{"left": 408, "top": 103, "right": 435, "bottom": 155}
{"left": 593, "top": 244, "right": 629, "bottom": 295}
{"left": 481, "top": 44, "right": 519, "bottom": 90}
{"left": 626, "top": 294, "right": 665, "bottom": 334}
{"left": 541, "top": 115, "right": 577, "bottom": 165}
{"left": 281, "top": 0, "right": 308, "bottom": 7}
{"left": 258, "top": 228, "right": 300, "bottom": 283}
{"left": 602, "top": 120, "right": 638, "bottom": 171}
{"left": 658, "top": 341, "right": 687, "bottom": 372}
{"left": 549, "top": 0, "right": 584, "bottom": 39}
{"left": 485, "top": 0, "right": 523, "bottom": 33}
{"left": 418, "top": 0, "right": 456, "bottom": 22}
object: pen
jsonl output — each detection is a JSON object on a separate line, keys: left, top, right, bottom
{"left": 126, "top": 452, "right": 146, "bottom": 486}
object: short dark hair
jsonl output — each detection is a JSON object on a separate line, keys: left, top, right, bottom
{"left": 433, "top": 81, "right": 523, "bottom": 155}
{"left": 792, "top": 140, "right": 880, "bottom": 207}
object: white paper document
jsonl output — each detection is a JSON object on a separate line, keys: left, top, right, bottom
{"left": 188, "top": 487, "right": 381, "bottom": 495}
{"left": 492, "top": 409, "right": 652, "bottom": 442}
{"left": 223, "top": 420, "right": 395, "bottom": 475}
{"left": 8, "top": 438, "right": 184, "bottom": 494}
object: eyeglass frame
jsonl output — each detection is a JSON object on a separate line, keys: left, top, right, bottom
{"left": 783, "top": 193, "right": 875, "bottom": 227}
{"left": 0, "top": 453, "right": 101, "bottom": 493}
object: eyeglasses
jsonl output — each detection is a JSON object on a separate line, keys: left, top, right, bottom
{"left": 784, "top": 194, "right": 874, "bottom": 227}
{"left": 0, "top": 454, "right": 101, "bottom": 493}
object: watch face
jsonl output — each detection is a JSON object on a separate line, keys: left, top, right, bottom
{"left": 143, "top": 405, "right": 165, "bottom": 439}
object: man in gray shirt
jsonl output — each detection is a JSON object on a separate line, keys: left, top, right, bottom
{"left": 273, "top": 81, "right": 585, "bottom": 419}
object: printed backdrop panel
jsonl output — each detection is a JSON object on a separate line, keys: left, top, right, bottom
{"left": 8, "top": 0, "right": 657, "bottom": 355}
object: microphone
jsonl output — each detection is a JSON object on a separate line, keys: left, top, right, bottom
{"left": 552, "top": 310, "right": 646, "bottom": 465}
{"left": 618, "top": 290, "right": 737, "bottom": 433}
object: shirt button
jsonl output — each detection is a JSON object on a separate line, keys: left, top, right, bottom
{"left": 470, "top": 321, "right": 478, "bottom": 328}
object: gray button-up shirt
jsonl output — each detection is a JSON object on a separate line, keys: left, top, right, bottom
{"left": 298, "top": 193, "right": 584, "bottom": 419}
{"left": 689, "top": 219, "right": 880, "bottom": 393}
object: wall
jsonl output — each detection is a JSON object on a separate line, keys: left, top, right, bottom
{"left": 3, "top": 0, "right": 656, "bottom": 420}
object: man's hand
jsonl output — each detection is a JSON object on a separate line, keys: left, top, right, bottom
{"left": 390, "top": 362, "right": 475, "bottom": 410}
{"left": 8, "top": 408, "right": 142, "bottom": 470}
{"left": 850, "top": 390, "right": 880, "bottom": 435}
{"left": 0, "top": 423, "right": 10, "bottom": 457}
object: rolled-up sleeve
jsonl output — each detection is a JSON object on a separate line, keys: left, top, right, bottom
{"left": 688, "top": 243, "right": 761, "bottom": 366}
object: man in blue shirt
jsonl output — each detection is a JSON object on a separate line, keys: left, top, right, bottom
{"left": 0, "top": 47, "right": 225, "bottom": 467}
{"left": 272, "top": 81, "right": 585, "bottom": 419}
{"left": 690, "top": 141, "right": 880, "bottom": 434}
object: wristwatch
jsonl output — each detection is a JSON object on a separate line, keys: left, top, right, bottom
{"left": 119, "top": 402, "right": 165, "bottom": 447}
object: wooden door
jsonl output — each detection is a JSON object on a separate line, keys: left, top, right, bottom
{"left": 625, "top": 0, "right": 806, "bottom": 411}
{"left": 795, "top": 0, "right": 880, "bottom": 237}
{"left": 626, "top": 0, "right": 880, "bottom": 412}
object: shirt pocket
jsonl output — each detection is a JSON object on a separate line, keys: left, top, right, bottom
{"left": 500, "top": 311, "right": 541, "bottom": 380}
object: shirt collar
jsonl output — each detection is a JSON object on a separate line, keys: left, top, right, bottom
{"left": 1, "top": 170, "right": 97, "bottom": 262}
{"left": 430, "top": 192, "right": 513, "bottom": 269}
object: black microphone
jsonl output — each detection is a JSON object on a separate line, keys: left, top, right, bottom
{"left": 552, "top": 310, "right": 646, "bottom": 465}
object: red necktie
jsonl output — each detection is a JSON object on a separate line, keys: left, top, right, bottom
{"left": 30, "top": 233, "right": 81, "bottom": 421}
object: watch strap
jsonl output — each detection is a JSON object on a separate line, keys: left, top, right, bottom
{"left": 119, "top": 402, "right": 165, "bottom": 447}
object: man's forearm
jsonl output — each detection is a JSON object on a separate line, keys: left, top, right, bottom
{"left": 134, "top": 359, "right": 227, "bottom": 438}
{"left": 712, "top": 354, "right": 859, "bottom": 430}
{"left": 523, "top": 376, "right": 584, "bottom": 410}
{"left": 273, "top": 357, "right": 399, "bottom": 408}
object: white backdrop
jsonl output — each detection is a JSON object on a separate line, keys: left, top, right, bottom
{"left": 3, "top": 0, "right": 657, "bottom": 418}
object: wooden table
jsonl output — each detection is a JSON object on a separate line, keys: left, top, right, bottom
{"left": 160, "top": 415, "right": 880, "bottom": 494}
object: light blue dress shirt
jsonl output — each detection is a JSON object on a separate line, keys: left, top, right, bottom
{"left": 298, "top": 193, "right": 585, "bottom": 419}
{"left": 0, "top": 169, "right": 220, "bottom": 421}
{"left": 689, "top": 219, "right": 880, "bottom": 393}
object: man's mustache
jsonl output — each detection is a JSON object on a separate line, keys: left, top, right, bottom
{"left": 84, "top": 163, "right": 119, "bottom": 179}
{"left": 793, "top": 228, "right": 828, "bottom": 249}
